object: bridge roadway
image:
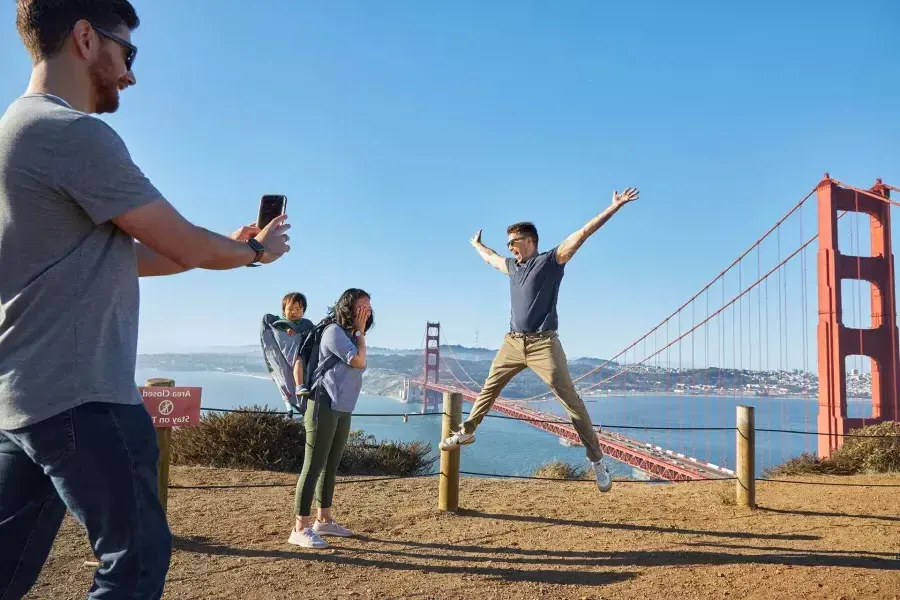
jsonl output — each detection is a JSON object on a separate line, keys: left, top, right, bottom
{"left": 415, "top": 381, "right": 734, "bottom": 482}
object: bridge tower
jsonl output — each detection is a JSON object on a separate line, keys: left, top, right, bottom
{"left": 817, "top": 176, "right": 899, "bottom": 457}
{"left": 421, "top": 322, "right": 441, "bottom": 413}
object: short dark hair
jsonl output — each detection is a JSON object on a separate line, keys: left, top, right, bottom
{"left": 507, "top": 221, "right": 539, "bottom": 246}
{"left": 325, "top": 288, "right": 374, "bottom": 333}
{"left": 16, "top": 0, "right": 139, "bottom": 62}
{"left": 281, "top": 292, "right": 308, "bottom": 315}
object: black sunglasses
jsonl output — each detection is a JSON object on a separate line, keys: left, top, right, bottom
{"left": 507, "top": 236, "right": 529, "bottom": 248}
{"left": 93, "top": 26, "right": 138, "bottom": 71}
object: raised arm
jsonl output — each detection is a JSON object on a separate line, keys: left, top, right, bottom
{"left": 555, "top": 187, "right": 639, "bottom": 265}
{"left": 470, "top": 229, "right": 509, "bottom": 274}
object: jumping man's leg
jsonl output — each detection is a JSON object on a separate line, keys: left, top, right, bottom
{"left": 462, "top": 335, "right": 527, "bottom": 433}
{"left": 440, "top": 335, "right": 526, "bottom": 451}
{"left": 526, "top": 335, "right": 612, "bottom": 491}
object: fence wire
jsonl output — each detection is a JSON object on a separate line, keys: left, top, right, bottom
{"left": 199, "top": 406, "right": 900, "bottom": 438}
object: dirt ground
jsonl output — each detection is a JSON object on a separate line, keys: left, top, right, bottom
{"left": 26, "top": 466, "right": 900, "bottom": 600}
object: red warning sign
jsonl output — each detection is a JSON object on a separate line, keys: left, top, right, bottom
{"left": 140, "top": 386, "right": 203, "bottom": 428}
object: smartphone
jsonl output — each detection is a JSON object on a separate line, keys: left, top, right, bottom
{"left": 256, "top": 194, "right": 287, "bottom": 229}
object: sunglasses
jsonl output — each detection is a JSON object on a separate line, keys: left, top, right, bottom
{"left": 93, "top": 26, "right": 138, "bottom": 71}
{"left": 507, "top": 236, "right": 529, "bottom": 249}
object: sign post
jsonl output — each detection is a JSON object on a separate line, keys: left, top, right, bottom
{"left": 140, "top": 378, "right": 202, "bottom": 513}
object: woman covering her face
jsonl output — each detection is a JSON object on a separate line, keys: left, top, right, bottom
{"left": 287, "top": 288, "right": 373, "bottom": 549}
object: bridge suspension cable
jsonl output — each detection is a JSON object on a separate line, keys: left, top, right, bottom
{"left": 438, "top": 334, "right": 484, "bottom": 390}
{"left": 515, "top": 184, "right": 819, "bottom": 402}
{"left": 575, "top": 227, "right": 819, "bottom": 395}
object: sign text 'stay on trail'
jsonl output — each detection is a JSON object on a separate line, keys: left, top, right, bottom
{"left": 139, "top": 386, "right": 202, "bottom": 427}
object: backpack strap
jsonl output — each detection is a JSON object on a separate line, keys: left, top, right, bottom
{"left": 307, "top": 323, "right": 345, "bottom": 422}
{"left": 308, "top": 353, "right": 342, "bottom": 422}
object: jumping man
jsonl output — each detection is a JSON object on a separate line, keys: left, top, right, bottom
{"left": 439, "top": 187, "right": 640, "bottom": 492}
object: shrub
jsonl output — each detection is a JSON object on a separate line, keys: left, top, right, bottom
{"left": 532, "top": 460, "right": 590, "bottom": 480}
{"left": 171, "top": 406, "right": 437, "bottom": 476}
{"left": 765, "top": 421, "right": 900, "bottom": 477}
{"left": 171, "top": 406, "right": 305, "bottom": 472}
{"left": 763, "top": 452, "right": 854, "bottom": 477}
{"left": 339, "top": 430, "right": 437, "bottom": 476}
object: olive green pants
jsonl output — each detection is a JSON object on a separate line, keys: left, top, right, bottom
{"left": 462, "top": 332, "right": 603, "bottom": 463}
{"left": 294, "top": 398, "right": 352, "bottom": 516}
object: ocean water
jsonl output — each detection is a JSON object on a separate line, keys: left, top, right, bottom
{"left": 136, "top": 368, "right": 873, "bottom": 479}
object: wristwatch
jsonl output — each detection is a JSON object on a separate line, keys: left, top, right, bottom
{"left": 246, "top": 238, "right": 264, "bottom": 267}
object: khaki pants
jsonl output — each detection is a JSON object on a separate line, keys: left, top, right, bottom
{"left": 462, "top": 332, "right": 603, "bottom": 462}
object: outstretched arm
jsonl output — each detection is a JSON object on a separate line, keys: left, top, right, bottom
{"left": 470, "top": 229, "right": 509, "bottom": 274}
{"left": 556, "top": 187, "right": 639, "bottom": 265}
{"left": 135, "top": 223, "right": 261, "bottom": 277}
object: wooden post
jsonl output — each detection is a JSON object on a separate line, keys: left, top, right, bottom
{"left": 438, "top": 392, "right": 462, "bottom": 512}
{"left": 146, "top": 377, "right": 175, "bottom": 512}
{"left": 736, "top": 405, "right": 756, "bottom": 508}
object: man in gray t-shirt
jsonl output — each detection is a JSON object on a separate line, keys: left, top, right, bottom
{"left": 0, "top": 3, "right": 290, "bottom": 599}
{"left": 439, "top": 188, "right": 640, "bottom": 493}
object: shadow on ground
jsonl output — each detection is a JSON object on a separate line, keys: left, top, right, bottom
{"left": 455, "top": 509, "right": 821, "bottom": 540}
{"left": 172, "top": 535, "right": 637, "bottom": 586}
{"left": 172, "top": 506, "right": 900, "bottom": 589}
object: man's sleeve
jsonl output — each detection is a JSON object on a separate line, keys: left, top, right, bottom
{"left": 549, "top": 247, "right": 565, "bottom": 268}
{"left": 505, "top": 257, "right": 516, "bottom": 274}
{"left": 54, "top": 116, "right": 162, "bottom": 225}
{"left": 321, "top": 325, "right": 358, "bottom": 365}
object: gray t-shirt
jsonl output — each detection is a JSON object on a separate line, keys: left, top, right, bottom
{"left": 314, "top": 324, "right": 365, "bottom": 413}
{"left": 0, "top": 95, "right": 160, "bottom": 429}
{"left": 506, "top": 248, "right": 565, "bottom": 333}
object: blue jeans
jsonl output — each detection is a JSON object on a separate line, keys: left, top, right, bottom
{"left": 0, "top": 403, "right": 172, "bottom": 600}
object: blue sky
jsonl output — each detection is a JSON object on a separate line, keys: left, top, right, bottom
{"left": 1, "top": 1, "right": 898, "bottom": 362}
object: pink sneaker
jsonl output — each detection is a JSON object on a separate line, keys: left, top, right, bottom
{"left": 313, "top": 519, "right": 352, "bottom": 537}
{"left": 288, "top": 527, "right": 329, "bottom": 548}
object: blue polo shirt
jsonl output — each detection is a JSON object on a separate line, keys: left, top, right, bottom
{"left": 506, "top": 247, "right": 565, "bottom": 333}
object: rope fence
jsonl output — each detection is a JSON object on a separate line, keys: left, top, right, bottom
{"left": 198, "top": 406, "right": 900, "bottom": 438}
{"left": 171, "top": 397, "right": 899, "bottom": 506}
{"left": 168, "top": 472, "right": 900, "bottom": 489}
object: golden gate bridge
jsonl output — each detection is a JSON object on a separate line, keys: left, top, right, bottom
{"left": 399, "top": 176, "right": 899, "bottom": 482}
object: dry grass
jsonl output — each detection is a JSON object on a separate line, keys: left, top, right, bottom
{"left": 532, "top": 459, "right": 590, "bottom": 480}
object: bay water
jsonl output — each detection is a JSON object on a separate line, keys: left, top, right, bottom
{"left": 137, "top": 368, "right": 871, "bottom": 479}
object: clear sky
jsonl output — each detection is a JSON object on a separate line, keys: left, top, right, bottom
{"left": 1, "top": 0, "right": 898, "bottom": 361}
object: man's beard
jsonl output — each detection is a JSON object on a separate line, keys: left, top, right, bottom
{"left": 89, "top": 55, "right": 121, "bottom": 114}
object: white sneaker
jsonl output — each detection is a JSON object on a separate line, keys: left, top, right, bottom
{"left": 592, "top": 458, "right": 612, "bottom": 492}
{"left": 439, "top": 429, "right": 475, "bottom": 451}
{"left": 313, "top": 519, "right": 352, "bottom": 537}
{"left": 288, "top": 527, "right": 329, "bottom": 549}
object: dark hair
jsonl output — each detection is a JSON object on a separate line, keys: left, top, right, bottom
{"left": 507, "top": 221, "right": 539, "bottom": 246}
{"left": 324, "top": 288, "right": 374, "bottom": 333}
{"left": 281, "top": 292, "right": 307, "bottom": 315}
{"left": 16, "top": 0, "right": 139, "bottom": 62}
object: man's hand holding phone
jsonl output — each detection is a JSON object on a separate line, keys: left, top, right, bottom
{"left": 254, "top": 214, "right": 291, "bottom": 264}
